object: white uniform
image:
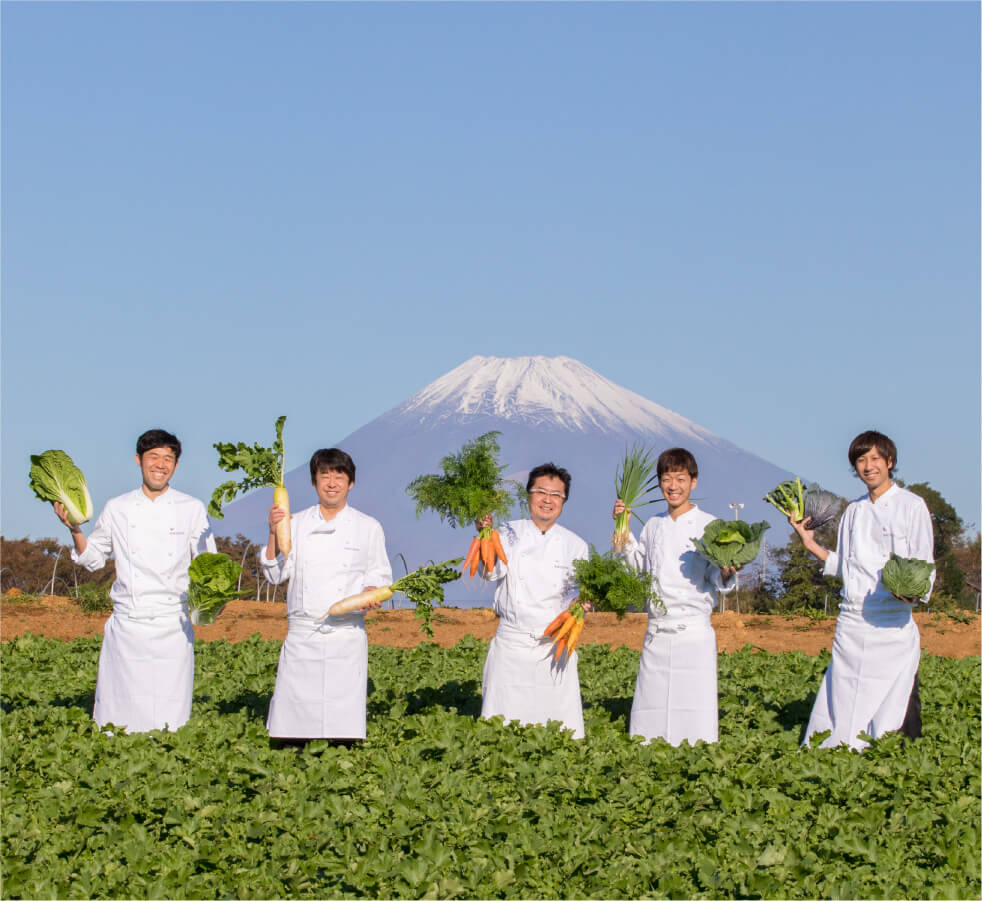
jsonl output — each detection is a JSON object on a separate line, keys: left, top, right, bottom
{"left": 72, "top": 488, "right": 216, "bottom": 733}
{"left": 619, "top": 506, "right": 732, "bottom": 746}
{"left": 481, "top": 520, "right": 589, "bottom": 739}
{"left": 805, "top": 484, "right": 934, "bottom": 750}
{"left": 260, "top": 504, "right": 391, "bottom": 739}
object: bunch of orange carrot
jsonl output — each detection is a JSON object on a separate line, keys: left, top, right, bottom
{"left": 542, "top": 602, "right": 586, "bottom": 663}
{"left": 461, "top": 526, "right": 508, "bottom": 578}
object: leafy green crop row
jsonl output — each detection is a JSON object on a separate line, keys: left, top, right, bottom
{"left": 2, "top": 635, "right": 979, "bottom": 900}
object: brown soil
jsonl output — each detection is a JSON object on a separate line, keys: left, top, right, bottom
{"left": 2, "top": 594, "right": 979, "bottom": 657}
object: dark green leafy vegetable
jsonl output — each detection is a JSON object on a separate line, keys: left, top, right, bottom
{"left": 571, "top": 545, "right": 663, "bottom": 616}
{"left": 764, "top": 478, "right": 805, "bottom": 522}
{"left": 406, "top": 432, "right": 516, "bottom": 527}
{"left": 881, "top": 553, "right": 935, "bottom": 602}
{"left": 802, "top": 483, "right": 841, "bottom": 530}
{"left": 188, "top": 552, "right": 246, "bottom": 625}
{"left": 691, "top": 519, "right": 770, "bottom": 569}
{"left": 391, "top": 558, "right": 463, "bottom": 636}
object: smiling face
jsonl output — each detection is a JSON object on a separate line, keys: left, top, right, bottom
{"left": 314, "top": 467, "right": 353, "bottom": 513}
{"left": 854, "top": 447, "right": 893, "bottom": 498}
{"left": 659, "top": 467, "right": 697, "bottom": 517}
{"left": 528, "top": 474, "right": 567, "bottom": 531}
{"left": 136, "top": 447, "right": 178, "bottom": 496}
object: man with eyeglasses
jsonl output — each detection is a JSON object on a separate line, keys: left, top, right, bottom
{"left": 53, "top": 429, "right": 216, "bottom": 733}
{"left": 476, "top": 463, "right": 589, "bottom": 738}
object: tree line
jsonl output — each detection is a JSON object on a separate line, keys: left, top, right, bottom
{"left": 3, "top": 481, "right": 978, "bottom": 615}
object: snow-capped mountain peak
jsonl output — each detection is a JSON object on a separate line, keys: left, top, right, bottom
{"left": 398, "top": 355, "right": 710, "bottom": 440}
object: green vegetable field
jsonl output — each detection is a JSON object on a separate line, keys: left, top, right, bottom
{"left": 2, "top": 636, "right": 979, "bottom": 900}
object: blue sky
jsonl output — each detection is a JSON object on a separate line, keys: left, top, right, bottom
{"left": 3, "top": 1, "right": 979, "bottom": 542}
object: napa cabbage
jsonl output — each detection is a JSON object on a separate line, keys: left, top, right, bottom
{"left": 28, "top": 450, "right": 93, "bottom": 526}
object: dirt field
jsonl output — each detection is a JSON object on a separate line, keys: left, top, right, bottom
{"left": 2, "top": 593, "right": 979, "bottom": 657}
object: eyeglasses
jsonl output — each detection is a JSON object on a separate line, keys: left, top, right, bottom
{"left": 529, "top": 488, "right": 566, "bottom": 500}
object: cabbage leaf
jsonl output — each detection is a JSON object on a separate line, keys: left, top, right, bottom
{"left": 691, "top": 519, "right": 770, "bottom": 569}
{"left": 881, "top": 553, "right": 934, "bottom": 602}
{"left": 28, "top": 450, "right": 93, "bottom": 527}
{"left": 188, "top": 553, "right": 244, "bottom": 625}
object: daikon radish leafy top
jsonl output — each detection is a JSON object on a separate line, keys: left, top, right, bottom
{"left": 324, "top": 558, "right": 463, "bottom": 636}
{"left": 209, "top": 416, "right": 292, "bottom": 556}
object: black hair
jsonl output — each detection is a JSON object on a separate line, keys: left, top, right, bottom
{"left": 136, "top": 429, "right": 181, "bottom": 460}
{"left": 848, "top": 430, "right": 897, "bottom": 476}
{"left": 657, "top": 447, "right": 698, "bottom": 479}
{"left": 309, "top": 448, "right": 356, "bottom": 484}
{"left": 526, "top": 463, "right": 571, "bottom": 501}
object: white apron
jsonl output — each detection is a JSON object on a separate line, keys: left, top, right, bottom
{"left": 93, "top": 609, "right": 194, "bottom": 733}
{"left": 804, "top": 613, "right": 920, "bottom": 750}
{"left": 630, "top": 615, "right": 718, "bottom": 746}
{"left": 481, "top": 621, "right": 584, "bottom": 739}
{"left": 267, "top": 616, "right": 368, "bottom": 739}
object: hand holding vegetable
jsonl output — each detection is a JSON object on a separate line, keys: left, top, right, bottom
{"left": 211, "top": 416, "right": 291, "bottom": 557}
{"left": 30, "top": 450, "right": 93, "bottom": 527}
{"left": 611, "top": 445, "right": 663, "bottom": 550}
{"left": 407, "top": 432, "right": 517, "bottom": 579}
{"left": 319, "top": 558, "right": 463, "bottom": 636}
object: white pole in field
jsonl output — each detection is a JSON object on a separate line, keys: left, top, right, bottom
{"left": 727, "top": 503, "right": 744, "bottom": 614}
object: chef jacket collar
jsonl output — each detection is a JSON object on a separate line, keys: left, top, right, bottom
{"left": 869, "top": 483, "right": 898, "bottom": 506}
{"left": 310, "top": 502, "right": 351, "bottom": 534}
{"left": 133, "top": 487, "right": 174, "bottom": 506}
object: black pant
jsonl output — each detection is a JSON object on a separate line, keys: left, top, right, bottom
{"left": 899, "top": 669, "right": 922, "bottom": 740}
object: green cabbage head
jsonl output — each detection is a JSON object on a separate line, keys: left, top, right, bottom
{"left": 188, "top": 552, "right": 244, "bottom": 625}
{"left": 881, "top": 553, "right": 934, "bottom": 602}
{"left": 29, "top": 450, "right": 93, "bottom": 526}
{"left": 691, "top": 519, "right": 770, "bottom": 569}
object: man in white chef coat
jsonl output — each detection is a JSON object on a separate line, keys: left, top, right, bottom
{"left": 613, "top": 448, "right": 737, "bottom": 746}
{"left": 478, "top": 463, "right": 589, "bottom": 739}
{"left": 262, "top": 448, "right": 391, "bottom": 746}
{"left": 55, "top": 429, "right": 216, "bottom": 733}
{"left": 790, "top": 430, "right": 934, "bottom": 750}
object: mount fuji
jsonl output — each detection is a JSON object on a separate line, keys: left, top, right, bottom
{"left": 216, "top": 356, "right": 795, "bottom": 604}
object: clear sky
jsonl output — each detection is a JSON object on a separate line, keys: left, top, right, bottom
{"left": 3, "top": 1, "right": 979, "bottom": 542}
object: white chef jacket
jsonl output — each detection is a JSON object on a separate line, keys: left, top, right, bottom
{"left": 72, "top": 487, "right": 215, "bottom": 733}
{"left": 260, "top": 504, "right": 392, "bottom": 619}
{"left": 487, "top": 520, "right": 589, "bottom": 633}
{"left": 805, "top": 484, "right": 934, "bottom": 750}
{"left": 823, "top": 484, "right": 935, "bottom": 626}
{"left": 481, "top": 520, "right": 589, "bottom": 739}
{"left": 617, "top": 506, "right": 734, "bottom": 746}
{"left": 618, "top": 506, "right": 733, "bottom": 627}
{"left": 260, "top": 504, "right": 391, "bottom": 739}
{"left": 73, "top": 488, "right": 216, "bottom": 616}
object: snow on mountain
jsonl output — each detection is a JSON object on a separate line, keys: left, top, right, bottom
{"left": 401, "top": 355, "right": 710, "bottom": 440}
{"left": 216, "top": 355, "right": 796, "bottom": 606}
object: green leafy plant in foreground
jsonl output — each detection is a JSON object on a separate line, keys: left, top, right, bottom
{"left": 572, "top": 545, "right": 663, "bottom": 615}
{"left": 2, "top": 635, "right": 978, "bottom": 900}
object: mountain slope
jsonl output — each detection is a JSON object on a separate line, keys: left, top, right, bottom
{"left": 216, "top": 355, "right": 795, "bottom": 604}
